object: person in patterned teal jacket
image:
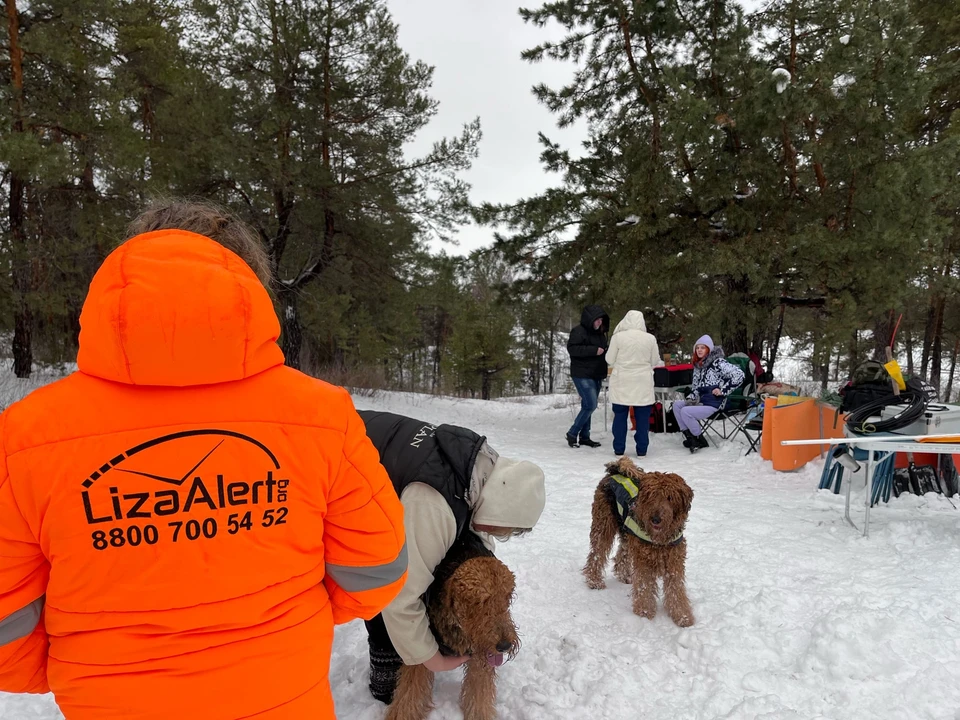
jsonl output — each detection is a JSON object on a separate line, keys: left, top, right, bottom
{"left": 672, "top": 335, "right": 744, "bottom": 451}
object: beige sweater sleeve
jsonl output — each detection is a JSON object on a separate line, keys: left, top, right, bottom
{"left": 381, "top": 483, "right": 457, "bottom": 665}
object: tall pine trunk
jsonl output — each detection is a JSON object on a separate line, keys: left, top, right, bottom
{"left": 945, "top": 337, "right": 959, "bottom": 403}
{"left": 278, "top": 0, "right": 338, "bottom": 369}
{"left": 812, "top": 338, "right": 829, "bottom": 393}
{"left": 6, "top": 0, "right": 31, "bottom": 377}
{"left": 846, "top": 330, "right": 859, "bottom": 377}
{"left": 432, "top": 340, "right": 441, "bottom": 392}
{"left": 267, "top": 0, "right": 300, "bottom": 368}
{"left": 931, "top": 319, "right": 944, "bottom": 396}
{"left": 905, "top": 329, "right": 915, "bottom": 376}
{"left": 277, "top": 290, "right": 302, "bottom": 370}
{"left": 547, "top": 322, "right": 556, "bottom": 393}
{"left": 921, "top": 257, "right": 951, "bottom": 378}
{"left": 872, "top": 312, "right": 897, "bottom": 360}
{"left": 767, "top": 302, "right": 786, "bottom": 379}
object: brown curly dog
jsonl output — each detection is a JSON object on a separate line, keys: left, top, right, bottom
{"left": 583, "top": 457, "right": 695, "bottom": 626}
{"left": 387, "top": 531, "right": 519, "bottom": 720}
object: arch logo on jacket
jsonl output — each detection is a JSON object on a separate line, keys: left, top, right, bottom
{"left": 0, "top": 230, "right": 407, "bottom": 720}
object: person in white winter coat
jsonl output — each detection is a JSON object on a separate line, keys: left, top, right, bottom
{"left": 606, "top": 310, "right": 662, "bottom": 456}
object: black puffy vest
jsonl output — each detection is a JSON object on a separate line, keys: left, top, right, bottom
{"left": 358, "top": 410, "right": 485, "bottom": 536}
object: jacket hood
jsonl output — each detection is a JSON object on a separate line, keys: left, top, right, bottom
{"left": 473, "top": 456, "right": 546, "bottom": 530}
{"left": 580, "top": 305, "right": 609, "bottom": 333}
{"left": 613, "top": 310, "right": 647, "bottom": 335}
{"left": 77, "top": 230, "right": 284, "bottom": 387}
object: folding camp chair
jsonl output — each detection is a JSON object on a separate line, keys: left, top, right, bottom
{"left": 701, "top": 356, "right": 758, "bottom": 446}
{"left": 819, "top": 445, "right": 896, "bottom": 507}
{"left": 737, "top": 403, "right": 764, "bottom": 456}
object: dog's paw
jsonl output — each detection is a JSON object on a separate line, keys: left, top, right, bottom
{"left": 667, "top": 603, "right": 695, "bottom": 627}
{"left": 584, "top": 576, "right": 606, "bottom": 590}
{"left": 612, "top": 568, "right": 632, "bottom": 584}
{"left": 632, "top": 599, "right": 657, "bottom": 619}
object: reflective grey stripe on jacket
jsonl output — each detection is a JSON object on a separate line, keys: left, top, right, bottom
{"left": 0, "top": 596, "right": 43, "bottom": 647}
{"left": 326, "top": 543, "right": 408, "bottom": 593}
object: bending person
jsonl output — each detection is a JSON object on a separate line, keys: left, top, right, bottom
{"left": 358, "top": 410, "right": 546, "bottom": 705}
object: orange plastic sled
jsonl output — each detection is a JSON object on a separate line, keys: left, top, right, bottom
{"left": 761, "top": 397, "right": 846, "bottom": 471}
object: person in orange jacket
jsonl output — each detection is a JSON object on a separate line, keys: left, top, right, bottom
{"left": 0, "top": 201, "right": 407, "bottom": 719}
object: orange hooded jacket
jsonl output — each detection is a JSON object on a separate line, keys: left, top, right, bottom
{"left": 0, "top": 230, "right": 407, "bottom": 719}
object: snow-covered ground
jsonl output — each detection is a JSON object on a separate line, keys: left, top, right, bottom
{"left": 4, "top": 389, "right": 960, "bottom": 719}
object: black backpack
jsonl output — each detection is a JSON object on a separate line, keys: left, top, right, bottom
{"left": 839, "top": 360, "right": 896, "bottom": 413}
{"left": 649, "top": 403, "right": 680, "bottom": 434}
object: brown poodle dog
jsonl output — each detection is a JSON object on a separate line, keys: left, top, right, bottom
{"left": 583, "top": 457, "right": 695, "bottom": 626}
{"left": 386, "top": 531, "right": 519, "bottom": 720}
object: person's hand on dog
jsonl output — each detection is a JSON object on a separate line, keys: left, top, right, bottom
{"left": 423, "top": 650, "right": 470, "bottom": 672}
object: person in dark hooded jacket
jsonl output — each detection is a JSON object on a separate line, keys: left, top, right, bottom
{"left": 566, "top": 305, "right": 610, "bottom": 447}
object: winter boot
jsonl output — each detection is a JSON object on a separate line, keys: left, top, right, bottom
{"left": 681, "top": 429, "right": 695, "bottom": 448}
{"left": 696, "top": 433, "right": 710, "bottom": 449}
{"left": 566, "top": 433, "right": 580, "bottom": 448}
{"left": 580, "top": 436, "right": 601, "bottom": 448}
{"left": 368, "top": 641, "right": 402, "bottom": 705}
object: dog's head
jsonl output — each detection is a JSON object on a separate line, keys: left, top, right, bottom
{"left": 605, "top": 456, "right": 644, "bottom": 479}
{"left": 632, "top": 471, "right": 693, "bottom": 543}
{"left": 437, "top": 556, "right": 519, "bottom": 665}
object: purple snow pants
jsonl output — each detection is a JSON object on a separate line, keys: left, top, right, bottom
{"left": 672, "top": 400, "right": 718, "bottom": 436}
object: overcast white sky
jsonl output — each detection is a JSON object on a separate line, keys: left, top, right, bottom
{"left": 389, "top": 1, "right": 763, "bottom": 256}
{"left": 389, "top": 0, "right": 587, "bottom": 255}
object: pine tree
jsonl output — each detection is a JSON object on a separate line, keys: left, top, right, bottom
{"left": 445, "top": 250, "right": 519, "bottom": 399}
{"left": 483, "top": 0, "right": 956, "bottom": 379}
{"left": 2, "top": 0, "right": 31, "bottom": 375}
{"left": 0, "top": 0, "right": 212, "bottom": 372}
{"left": 194, "top": 0, "right": 479, "bottom": 369}
{"left": 483, "top": 0, "right": 779, "bottom": 360}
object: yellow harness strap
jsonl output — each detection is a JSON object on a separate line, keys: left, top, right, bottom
{"left": 609, "top": 474, "right": 684, "bottom": 546}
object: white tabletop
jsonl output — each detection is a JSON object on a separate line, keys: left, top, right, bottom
{"left": 842, "top": 426, "right": 960, "bottom": 454}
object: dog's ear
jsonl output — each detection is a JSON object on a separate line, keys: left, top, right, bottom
{"left": 679, "top": 480, "right": 694, "bottom": 514}
{"left": 603, "top": 460, "right": 621, "bottom": 476}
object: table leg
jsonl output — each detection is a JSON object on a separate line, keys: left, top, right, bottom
{"left": 603, "top": 384, "right": 607, "bottom": 430}
{"left": 844, "top": 458, "right": 853, "bottom": 527}
{"left": 864, "top": 448, "right": 875, "bottom": 538}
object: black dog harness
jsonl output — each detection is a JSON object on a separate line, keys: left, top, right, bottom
{"left": 607, "top": 474, "right": 684, "bottom": 546}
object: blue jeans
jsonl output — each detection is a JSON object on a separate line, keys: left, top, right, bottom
{"left": 612, "top": 404, "right": 653, "bottom": 456}
{"left": 568, "top": 377, "right": 602, "bottom": 440}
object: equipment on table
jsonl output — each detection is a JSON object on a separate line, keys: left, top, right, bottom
{"left": 880, "top": 403, "right": 960, "bottom": 437}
